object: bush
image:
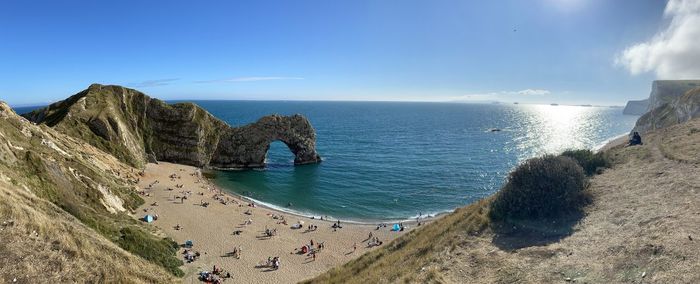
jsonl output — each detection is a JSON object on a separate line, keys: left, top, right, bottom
{"left": 489, "top": 155, "right": 590, "bottom": 222}
{"left": 561, "top": 149, "right": 609, "bottom": 176}
{"left": 116, "top": 227, "right": 184, "bottom": 277}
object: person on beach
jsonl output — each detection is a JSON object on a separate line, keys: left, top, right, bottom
{"left": 353, "top": 243, "right": 357, "bottom": 252}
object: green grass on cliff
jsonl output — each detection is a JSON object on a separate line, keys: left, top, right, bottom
{"left": 19, "top": 150, "right": 185, "bottom": 276}
{"left": 116, "top": 227, "right": 184, "bottom": 277}
{"left": 0, "top": 109, "right": 184, "bottom": 277}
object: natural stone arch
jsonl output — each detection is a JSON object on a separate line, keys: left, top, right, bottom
{"left": 23, "top": 84, "right": 322, "bottom": 169}
{"left": 209, "top": 114, "right": 322, "bottom": 169}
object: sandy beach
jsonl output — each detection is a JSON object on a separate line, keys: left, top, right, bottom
{"left": 133, "top": 162, "right": 426, "bottom": 283}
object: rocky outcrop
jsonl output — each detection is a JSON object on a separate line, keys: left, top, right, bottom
{"left": 622, "top": 99, "right": 648, "bottom": 115}
{"left": 22, "top": 84, "right": 321, "bottom": 169}
{"left": 646, "top": 80, "right": 700, "bottom": 111}
{"left": 633, "top": 87, "right": 700, "bottom": 133}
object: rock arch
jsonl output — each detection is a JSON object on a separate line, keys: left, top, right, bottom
{"left": 209, "top": 114, "right": 322, "bottom": 169}
{"left": 23, "top": 84, "right": 322, "bottom": 169}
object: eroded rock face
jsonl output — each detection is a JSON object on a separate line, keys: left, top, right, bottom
{"left": 23, "top": 84, "right": 321, "bottom": 169}
{"left": 646, "top": 80, "right": 700, "bottom": 111}
{"left": 633, "top": 86, "right": 700, "bottom": 133}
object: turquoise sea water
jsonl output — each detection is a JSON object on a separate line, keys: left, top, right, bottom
{"left": 14, "top": 102, "right": 639, "bottom": 222}
{"left": 192, "top": 101, "right": 637, "bottom": 222}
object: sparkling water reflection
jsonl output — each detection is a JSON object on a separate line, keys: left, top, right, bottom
{"left": 188, "top": 101, "right": 636, "bottom": 221}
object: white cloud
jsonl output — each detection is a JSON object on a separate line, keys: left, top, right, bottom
{"left": 195, "top": 76, "right": 304, "bottom": 83}
{"left": 451, "top": 89, "right": 552, "bottom": 101}
{"left": 616, "top": 0, "right": 700, "bottom": 78}
{"left": 514, "top": 89, "right": 551, "bottom": 96}
{"left": 128, "top": 78, "right": 179, "bottom": 88}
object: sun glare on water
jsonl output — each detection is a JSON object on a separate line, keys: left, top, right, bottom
{"left": 515, "top": 104, "right": 600, "bottom": 159}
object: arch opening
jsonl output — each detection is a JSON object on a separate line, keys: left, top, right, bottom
{"left": 265, "top": 140, "right": 296, "bottom": 167}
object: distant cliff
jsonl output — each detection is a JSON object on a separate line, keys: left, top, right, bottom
{"left": 622, "top": 99, "right": 648, "bottom": 115}
{"left": 646, "top": 80, "right": 700, "bottom": 110}
{"left": 23, "top": 84, "right": 322, "bottom": 169}
{"left": 633, "top": 83, "right": 700, "bottom": 133}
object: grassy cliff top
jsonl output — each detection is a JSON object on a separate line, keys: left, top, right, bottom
{"left": 0, "top": 102, "right": 180, "bottom": 282}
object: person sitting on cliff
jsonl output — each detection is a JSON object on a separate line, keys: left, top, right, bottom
{"left": 629, "top": 131, "right": 643, "bottom": 146}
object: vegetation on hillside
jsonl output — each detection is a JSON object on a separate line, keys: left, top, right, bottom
{"left": 305, "top": 199, "right": 491, "bottom": 284}
{"left": 489, "top": 155, "right": 590, "bottom": 222}
{"left": 561, "top": 149, "right": 610, "bottom": 176}
{"left": 0, "top": 103, "right": 182, "bottom": 279}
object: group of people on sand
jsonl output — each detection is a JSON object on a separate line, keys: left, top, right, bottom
{"left": 264, "top": 227, "right": 278, "bottom": 237}
{"left": 184, "top": 249, "right": 201, "bottom": 263}
{"left": 199, "top": 265, "right": 231, "bottom": 284}
{"left": 169, "top": 173, "right": 182, "bottom": 181}
{"left": 367, "top": 237, "right": 383, "bottom": 248}
{"left": 331, "top": 220, "right": 343, "bottom": 231}
{"left": 227, "top": 246, "right": 242, "bottom": 259}
{"left": 260, "top": 256, "right": 281, "bottom": 270}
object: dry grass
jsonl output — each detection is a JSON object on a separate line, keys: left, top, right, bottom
{"left": 0, "top": 102, "right": 179, "bottom": 282}
{"left": 0, "top": 177, "right": 174, "bottom": 283}
{"left": 303, "top": 198, "right": 491, "bottom": 284}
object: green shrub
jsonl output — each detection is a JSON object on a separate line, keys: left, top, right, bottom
{"left": 116, "top": 227, "right": 184, "bottom": 277}
{"left": 561, "top": 149, "right": 609, "bottom": 176}
{"left": 489, "top": 155, "right": 590, "bottom": 222}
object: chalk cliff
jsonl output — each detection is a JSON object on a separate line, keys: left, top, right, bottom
{"left": 645, "top": 80, "right": 700, "bottom": 111}
{"left": 622, "top": 99, "right": 648, "bottom": 115}
{"left": 633, "top": 86, "right": 700, "bottom": 133}
{"left": 23, "top": 84, "right": 322, "bottom": 169}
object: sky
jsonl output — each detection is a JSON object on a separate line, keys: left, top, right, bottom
{"left": 1, "top": 0, "right": 698, "bottom": 106}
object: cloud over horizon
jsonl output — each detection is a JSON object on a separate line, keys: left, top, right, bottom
{"left": 616, "top": 0, "right": 700, "bottom": 79}
{"left": 128, "top": 78, "right": 179, "bottom": 88}
{"left": 452, "top": 89, "right": 552, "bottom": 101}
{"left": 195, "top": 76, "right": 304, "bottom": 83}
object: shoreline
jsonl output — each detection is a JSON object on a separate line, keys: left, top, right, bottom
{"left": 218, "top": 192, "right": 451, "bottom": 226}
{"left": 206, "top": 132, "right": 632, "bottom": 225}
{"left": 135, "top": 162, "right": 427, "bottom": 283}
{"left": 594, "top": 132, "right": 630, "bottom": 152}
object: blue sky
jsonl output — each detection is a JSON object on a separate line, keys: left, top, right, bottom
{"left": 1, "top": 0, "right": 691, "bottom": 106}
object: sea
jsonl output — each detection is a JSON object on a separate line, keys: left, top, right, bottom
{"left": 14, "top": 102, "right": 639, "bottom": 222}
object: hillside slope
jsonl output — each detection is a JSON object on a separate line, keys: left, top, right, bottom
{"left": 308, "top": 119, "right": 700, "bottom": 283}
{"left": 0, "top": 102, "right": 178, "bottom": 282}
{"left": 23, "top": 84, "right": 321, "bottom": 169}
{"left": 634, "top": 87, "right": 700, "bottom": 133}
